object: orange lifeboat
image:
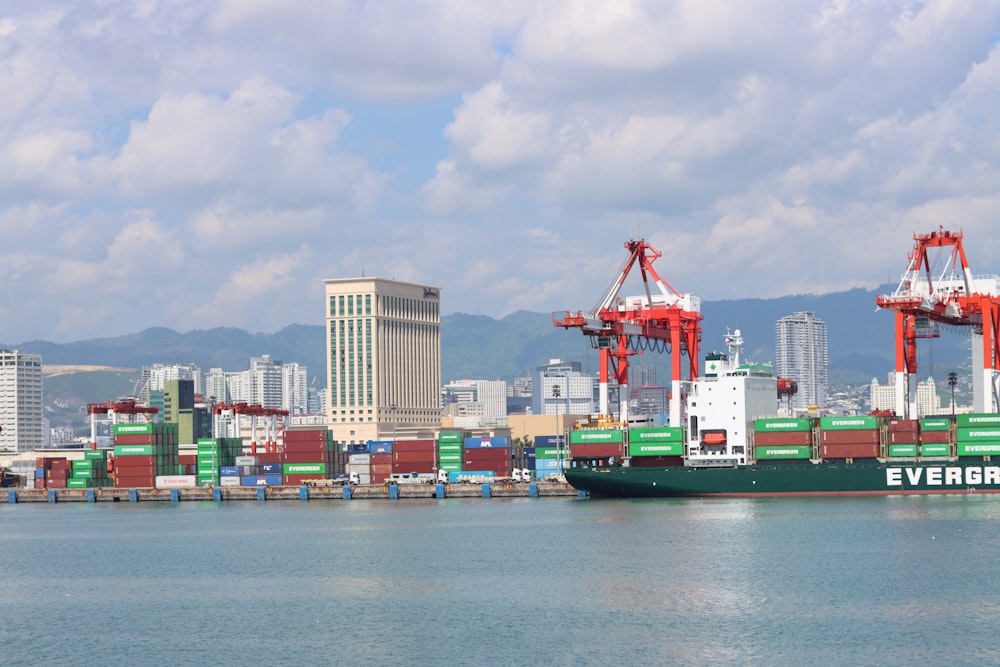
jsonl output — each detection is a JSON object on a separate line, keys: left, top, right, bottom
{"left": 702, "top": 432, "right": 727, "bottom": 446}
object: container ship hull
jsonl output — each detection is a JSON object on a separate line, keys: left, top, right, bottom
{"left": 564, "top": 460, "right": 1000, "bottom": 498}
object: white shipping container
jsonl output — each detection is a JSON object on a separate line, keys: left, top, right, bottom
{"left": 219, "top": 476, "right": 242, "bottom": 486}
{"left": 234, "top": 456, "right": 258, "bottom": 466}
{"left": 348, "top": 454, "right": 371, "bottom": 465}
{"left": 155, "top": 475, "right": 198, "bottom": 488}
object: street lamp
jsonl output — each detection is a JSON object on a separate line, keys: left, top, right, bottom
{"left": 948, "top": 372, "right": 958, "bottom": 419}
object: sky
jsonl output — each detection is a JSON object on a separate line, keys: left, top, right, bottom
{"left": 2, "top": 1, "right": 1000, "bottom": 344}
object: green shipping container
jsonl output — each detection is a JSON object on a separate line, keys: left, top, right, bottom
{"left": 818, "top": 416, "right": 879, "bottom": 431}
{"left": 284, "top": 463, "right": 326, "bottom": 475}
{"left": 569, "top": 429, "right": 624, "bottom": 445}
{"left": 114, "top": 423, "right": 154, "bottom": 435}
{"left": 114, "top": 444, "right": 155, "bottom": 456}
{"left": 753, "top": 418, "right": 812, "bottom": 433}
{"left": 535, "top": 446, "right": 568, "bottom": 459}
{"left": 438, "top": 432, "right": 463, "bottom": 444}
{"left": 920, "top": 443, "right": 951, "bottom": 456}
{"left": 67, "top": 479, "right": 90, "bottom": 488}
{"left": 438, "top": 453, "right": 462, "bottom": 463}
{"left": 957, "top": 413, "right": 1000, "bottom": 428}
{"left": 958, "top": 427, "right": 1000, "bottom": 441}
{"left": 438, "top": 463, "right": 462, "bottom": 472}
{"left": 437, "top": 444, "right": 463, "bottom": 453}
{"left": 957, "top": 442, "right": 1000, "bottom": 456}
{"left": 629, "top": 441, "right": 684, "bottom": 457}
{"left": 919, "top": 418, "right": 951, "bottom": 432}
{"left": 84, "top": 450, "right": 108, "bottom": 461}
{"left": 755, "top": 445, "right": 812, "bottom": 460}
{"left": 628, "top": 427, "right": 684, "bottom": 443}
{"left": 888, "top": 444, "right": 918, "bottom": 457}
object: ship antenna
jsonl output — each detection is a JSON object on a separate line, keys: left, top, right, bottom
{"left": 726, "top": 328, "right": 743, "bottom": 367}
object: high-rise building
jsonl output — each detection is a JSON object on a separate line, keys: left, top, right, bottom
{"left": 281, "top": 362, "right": 309, "bottom": 415}
{"left": 775, "top": 311, "right": 829, "bottom": 413}
{"left": 531, "top": 359, "right": 595, "bottom": 416}
{"left": 249, "top": 354, "right": 283, "bottom": 408}
{"left": 0, "top": 349, "right": 44, "bottom": 452}
{"left": 324, "top": 277, "right": 441, "bottom": 446}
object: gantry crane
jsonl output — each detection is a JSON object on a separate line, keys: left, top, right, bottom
{"left": 553, "top": 239, "right": 702, "bottom": 426}
{"left": 876, "top": 227, "right": 1000, "bottom": 417}
{"left": 87, "top": 399, "right": 159, "bottom": 448}
{"left": 212, "top": 402, "right": 288, "bottom": 453}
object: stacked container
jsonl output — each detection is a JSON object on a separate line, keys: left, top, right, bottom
{"left": 35, "top": 457, "right": 71, "bottom": 489}
{"left": 886, "top": 419, "right": 919, "bottom": 458}
{"left": 752, "top": 418, "right": 813, "bottom": 461}
{"left": 113, "top": 423, "right": 179, "bottom": 488}
{"left": 956, "top": 413, "right": 1000, "bottom": 457}
{"left": 283, "top": 428, "right": 336, "bottom": 485}
{"left": 438, "top": 432, "right": 464, "bottom": 478}
{"left": 818, "top": 416, "right": 880, "bottom": 460}
{"left": 919, "top": 417, "right": 952, "bottom": 457}
{"left": 534, "top": 436, "right": 566, "bottom": 479}
{"left": 348, "top": 452, "right": 371, "bottom": 485}
{"left": 463, "top": 436, "right": 511, "bottom": 477}
{"left": 628, "top": 426, "right": 685, "bottom": 467}
{"left": 68, "top": 450, "right": 112, "bottom": 488}
{"left": 393, "top": 439, "right": 436, "bottom": 475}
{"left": 569, "top": 429, "right": 624, "bottom": 464}
{"left": 195, "top": 437, "right": 242, "bottom": 487}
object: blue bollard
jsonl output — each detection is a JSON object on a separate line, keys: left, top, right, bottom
{"left": 170, "top": 488, "right": 179, "bottom": 503}
{"left": 482, "top": 483, "right": 491, "bottom": 498}
{"left": 129, "top": 488, "right": 138, "bottom": 503}
{"left": 256, "top": 486, "right": 266, "bottom": 501}
{"left": 435, "top": 483, "right": 445, "bottom": 499}
{"left": 212, "top": 487, "right": 222, "bottom": 502}
{"left": 528, "top": 482, "right": 539, "bottom": 497}
{"left": 48, "top": 489, "right": 57, "bottom": 504}
{"left": 388, "top": 484, "right": 399, "bottom": 500}
{"left": 86, "top": 489, "right": 96, "bottom": 503}
{"left": 7, "top": 490, "right": 16, "bottom": 504}
{"left": 299, "top": 485, "right": 309, "bottom": 501}
{"left": 342, "top": 485, "right": 353, "bottom": 500}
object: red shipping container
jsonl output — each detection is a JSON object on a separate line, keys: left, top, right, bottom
{"left": 114, "top": 476, "right": 155, "bottom": 487}
{"left": 371, "top": 454, "right": 392, "bottom": 466}
{"left": 920, "top": 431, "right": 950, "bottom": 444}
{"left": 820, "top": 430, "right": 880, "bottom": 445}
{"left": 394, "top": 440, "right": 436, "bottom": 453}
{"left": 114, "top": 463, "right": 157, "bottom": 476}
{"left": 179, "top": 454, "right": 197, "bottom": 465}
{"left": 888, "top": 419, "right": 919, "bottom": 433}
{"left": 569, "top": 443, "right": 625, "bottom": 459}
{"left": 821, "top": 443, "right": 880, "bottom": 459}
{"left": 46, "top": 470, "right": 69, "bottom": 480}
{"left": 753, "top": 431, "right": 813, "bottom": 447}
{"left": 282, "top": 442, "right": 327, "bottom": 454}
{"left": 113, "top": 435, "right": 156, "bottom": 445}
{"left": 283, "top": 474, "right": 326, "bottom": 485}
{"left": 46, "top": 480, "right": 67, "bottom": 489}
{"left": 394, "top": 451, "right": 437, "bottom": 464}
{"left": 283, "top": 451, "right": 329, "bottom": 463}
{"left": 257, "top": 453, "right": 283, "bottom": 463}
{"left": 463, "top": 448, "right": 510, "bottom": 459}
{"left": 889, "top": 431, "right": 919, "bottom": 445}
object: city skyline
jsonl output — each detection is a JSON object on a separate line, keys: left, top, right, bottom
{"left": 3, "top": 4, "right": 1000, "bottom": 344}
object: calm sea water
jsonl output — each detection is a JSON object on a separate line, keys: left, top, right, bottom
{"left": 2, "top": 495, "right": 1000, "bottom": 666}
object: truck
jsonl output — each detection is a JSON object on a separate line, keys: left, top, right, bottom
{"left": 387, "top": 472, "right": 439, "bottom": 485}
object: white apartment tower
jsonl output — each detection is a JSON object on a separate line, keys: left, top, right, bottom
{"left": 324, "top": 278, "right": 441, "bottom": 445}
{"left": 775, "top": 311, "right": 829, "bottom": 413}
{"left": 0, "top": 350, "right": 44, "bottom": 452}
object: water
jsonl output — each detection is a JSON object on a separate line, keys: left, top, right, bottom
{"left": 3, "top": 495, "right": 1000, "bottom": 666}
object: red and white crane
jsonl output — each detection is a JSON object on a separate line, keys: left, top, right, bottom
{"left": 213, "top": 402, "right": 288, "bottom": 453}
{"left": 876, "top": 227, "right": 1000, "bottom": 417}
{"left": 553, "top": 239, "right": 702, "bottom": 426}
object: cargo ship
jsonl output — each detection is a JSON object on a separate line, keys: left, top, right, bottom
{"left": 563, "top": 330, "right": 1000, "bottom": 498}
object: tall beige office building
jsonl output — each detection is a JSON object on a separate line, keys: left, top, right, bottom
{"left": 324, "top": 278, "right": 441, "bottom": 446}
{"left": 0, "top": 349, "right": 44, "bottom": 452}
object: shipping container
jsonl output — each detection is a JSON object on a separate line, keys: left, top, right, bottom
{"left": 957, "top": 442, "right": 1000, "bottom": 456}
{"left": 821, "top": 443, "right": 880, "bottom": 459}
{"left": 463, "top": 436, "right": 510, "bottom": 449}
{"left": 818, "top": 416, "right": 879, "bottom": 431}
{"left": 284, "top": 462, "right": 327, "bottom": 475}
{"left": 887, "top": 444, "right": 918, "bottom": 457}
{"left": 919, "top": 430, "right": 951, "bottom": 444}
{"left": 753, "top": 417, "right": 813, "bottom": 432}
{"left": 755, "top": 445, "right": 812, "bottom": 460}
{"left": 920, "top": 418, "right": 952, "bottom": 432}
{"left": 820, "top": 430, "right": 880, "bottom": 445}
{"left": 155, "top": 475, "right": 197, "bottom": 488}
{"left": 957, "top": 413, "right": 1000, "bottom": 428}
{"left": 629, "top": 426, "right": 684, "bottom": 442}
{"left": 629, "top": 441, "right": 684, "bottom": 457}
{"left": 569, "top": 429, "right": 624, "bottom": 445}
{"left": 920, "top": 443, "right": 951, "bottom": 456}
{"left": 570, "top": 443, "right": 624, "bottom": 459}
{"left": 241, "top": 475, "right": 284, "bottom": 486}
{"left": 888, "top": 431, "right": 919, "bottom": 445}
{"left": 957, "top": 427, "right": 1000, "bottom": 441}
{"left": 393, "top": 439, "right": 437, "bottom": 452}
{"left": 752, "top": 431, "right": 813, "bottom": 447}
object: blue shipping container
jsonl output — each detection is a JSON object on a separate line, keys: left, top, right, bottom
{"left": 261, "top": 463, "right": 283, "bottom": 474}
{"left": 463, "top": 437, "right": 510, "bottom": 449}
{"left": 534, "top": 435, "right": 566, "bottom": 447}
{"left": 368, "top": 442, "right": 393, "bottom": 454}
{"left": 241, "top": 474, "right": 283, "bottom": 486}
{"left": 220, "top": 466, "right": 241, "bottom": 477}
{"left": 448, "top": 471, "right": 497, "bottom": 483}
{"left": 535, "top": 459, "right": 565, "bottom": 471}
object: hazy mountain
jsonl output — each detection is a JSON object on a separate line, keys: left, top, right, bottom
{"left": 5, "top": 286, "right": 974, "bottom": 391}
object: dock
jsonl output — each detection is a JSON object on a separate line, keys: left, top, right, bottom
{"left": 2, "top": 481, "right": 584, "bottom": 504}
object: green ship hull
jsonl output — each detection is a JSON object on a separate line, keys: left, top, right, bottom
{"left": 564, "top": 459, "right": 1000, "bottom": 497}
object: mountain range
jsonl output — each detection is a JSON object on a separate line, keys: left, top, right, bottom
{"left": 6, "top": 285, "right": 975, "bottom": 387}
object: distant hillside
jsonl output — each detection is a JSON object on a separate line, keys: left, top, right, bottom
{"left": 5, "top": 286, "right": 974, "bottom": 394}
